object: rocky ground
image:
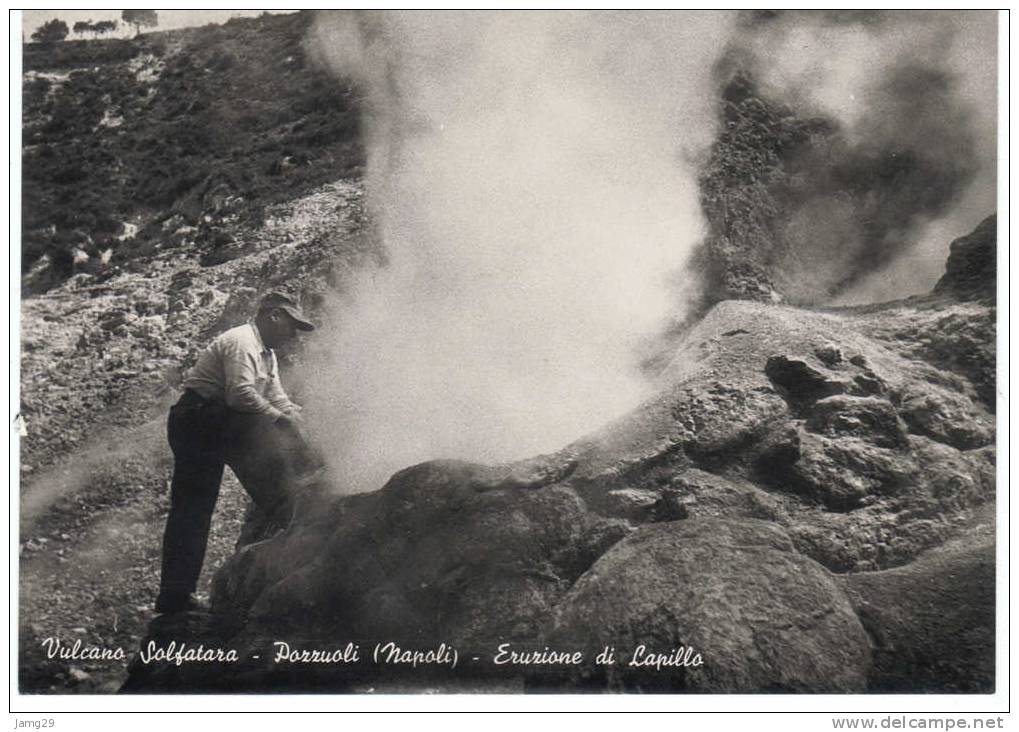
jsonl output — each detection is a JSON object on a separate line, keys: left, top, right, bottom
{"left": 120, "top": 218, "right": 997, "bottom": 694}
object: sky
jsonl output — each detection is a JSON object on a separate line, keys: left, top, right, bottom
{"left": 21, "top": 9, "right": 296, "bottom": 39}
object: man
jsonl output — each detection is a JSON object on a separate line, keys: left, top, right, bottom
{"left": 155, "top": 291, "right": 316, "bottom": 614}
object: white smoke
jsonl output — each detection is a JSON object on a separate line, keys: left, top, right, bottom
{"left": 728, "top": 10, "right": 997, "bottom": 304}
{"left": 301, "top": 11, "right": 733, "bottom": 491}
{"left": 835, "top": 12, "right": 998, "bottom": 304}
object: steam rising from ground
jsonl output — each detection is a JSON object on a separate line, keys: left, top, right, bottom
{"left": 303, "top": 11, "right": 731, "bottom": 491}
{"left": 729, "top": 10, "right": 997, "bottom": 303}
{"left": 296, "top": 11, "right": 994, "bottom": 490}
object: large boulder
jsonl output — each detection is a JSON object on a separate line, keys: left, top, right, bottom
{"left": 756, "top": 419, "right": 915, "bottom": 512}
{"left": 665, "top": 469, "right": 789, "bottom": 523}
{"left": 839, "top": 514, "right": 995, "bottom": 692}
{"left": 934, "top": 214, "right": 996, "bottom": 301}
{"left": 897, "top": 384, "right": 994, "bottom": 450}
{"left": 805, "top": 395, "right": 908, "bottom": 449}
{"left": 214, "top": 457, "right": 628, "bottom": 647}
{"left": 548, "top": 519, "right": 871, "bottom": 692}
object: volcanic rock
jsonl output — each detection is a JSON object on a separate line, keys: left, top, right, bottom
{"left": 778, "top": 429, "right": 914, "bottom": 511}
{"left": 897, "top": 385, "right": 994, "bottom": 450}
{"left": 666, "top": 469, "right": 787, "bottom": 523}
{"left": 212, "top": 459, "right": 628, "bottom": 647}
{"left": 804, "top": 395, "right": 908, "bottom": 449}
{"left": 839, "top": 513, "right": 994, "bottom": 692}
{"left": 548, "top": 519, "right": 870, "bottom": 692}
{"left": 935, "top": 214, "right": 996, "bottom": 301}
{"left": 764, "top": 354, "right": 852, "bottom": 403}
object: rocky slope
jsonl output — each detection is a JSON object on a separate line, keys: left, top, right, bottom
{"left": 20, "top": 180, "right": 373, "bottom": 488}
{"left": 22, "top": 10, "right": 362, "bottom": 292}
{"left": 123, "top": 218, "right": 996, "bottom": 694}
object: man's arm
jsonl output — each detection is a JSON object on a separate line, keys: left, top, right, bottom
{"left": 265, "top": 352, "right": 299, "bottom": 416}
{"left": 221, "top": 341, "right": 285, "bottom": 421}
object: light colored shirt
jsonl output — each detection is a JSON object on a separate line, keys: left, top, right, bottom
{"left": 182, "top": 323, "right": 295, "bottom": 421}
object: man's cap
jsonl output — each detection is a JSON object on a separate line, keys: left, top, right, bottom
{"left": 259, "top": 291, "right": 315, "bottom": 331}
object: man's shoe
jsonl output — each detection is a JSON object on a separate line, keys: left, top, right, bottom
{"left": 154, "top": 593, "right": 206, "bottom": 615}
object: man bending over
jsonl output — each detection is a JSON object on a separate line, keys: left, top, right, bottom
{"left": 156, "top": 291, "right": 316, "bottom": 614}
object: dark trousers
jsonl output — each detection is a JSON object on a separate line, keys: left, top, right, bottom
{"left": 157, "top": 391, "right": 314, "bottom": 605}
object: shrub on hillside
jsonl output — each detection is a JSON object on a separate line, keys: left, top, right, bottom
{"left": 94, "top": 20, "right": 118, "bottom": 37}
{"left": 23, "top": 37, "right": 139, "bottom": 71}
{"left": 23, "top": 77, "right": 51, "bottom": 110}
{"left": 122, "top": 10, "right": 158, "bottom": 36}
{"left": 31, "top": 19, "right": 69, "bottom": 43}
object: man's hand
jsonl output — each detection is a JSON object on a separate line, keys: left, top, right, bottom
{"left": 274, "top": 410, "right": 303, "bottom": 431}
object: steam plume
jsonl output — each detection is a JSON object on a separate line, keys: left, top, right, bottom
{"left": 302, "top": 11, "right": 732, "bottom": 491}
{"left": 704, "top": 10, "right": 997, "bottom": 305}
